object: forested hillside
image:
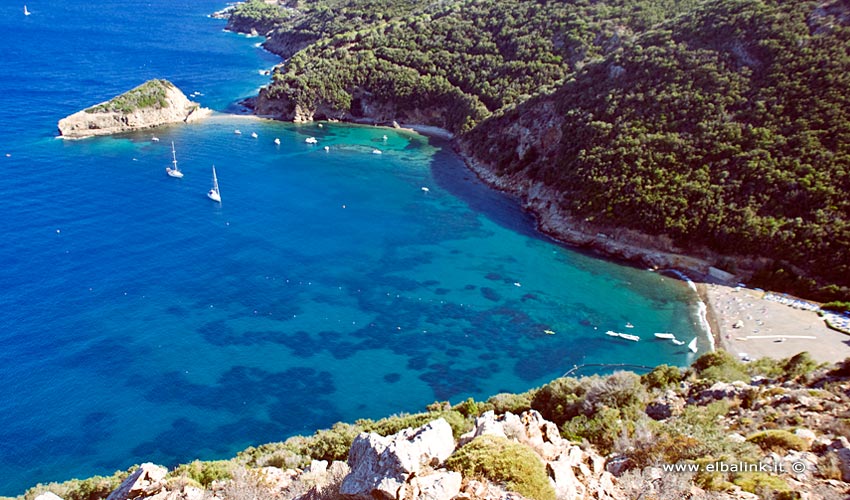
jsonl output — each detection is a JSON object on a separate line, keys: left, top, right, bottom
{"left": 227, "top": 0, "right": 850, "bottom": 300}
{"left": 230, "top": 0, "right": 698, "bottom": 130}
{"left": 463, "top": 0, "right": 850, "bottom": 299}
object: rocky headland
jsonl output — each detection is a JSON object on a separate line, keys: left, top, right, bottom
{"left": 57, "top": 79, "right": 210, "bottom": 139}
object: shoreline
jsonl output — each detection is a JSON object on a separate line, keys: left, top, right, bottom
{"left": 447, "top": 146, "right": 850, "bottom": 362}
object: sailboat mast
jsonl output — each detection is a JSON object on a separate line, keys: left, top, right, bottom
{"left": 171, "top": 142, "right": 178, "bottom": 170}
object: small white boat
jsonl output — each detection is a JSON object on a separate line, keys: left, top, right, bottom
{"left": 324, "top": 146, "right": 330, "bottom": 152}
{"left": 382, "top": 135, "right": 388, "bottom": 141}
{"left": 421, "top": 187, "right": 430, "bottom": 192}
{"left": 251, "top": 132, "right": 258, "bottom": 138}
{"left": 24, "top": 5, "right": 31, "bottom": 15}
{"left": 318, "top": 123, "right": 323, "bottom": 128}
{"left": 654, "top": 332, "right": 675, "bottom": 340}
{"left": 671, "top": 339, "right": 685, "bottom": 346}
{"left": 618, "top": 333, "right": 640, "bottom": 342}
{"left": 305, "top": 137, "right": 318, "bottom": 144}
{"left": 625, "top": 322, "right": 634, "bottom": 328}
{"left": 372, "top": 149, "right": 382, "bottom": 155}
{"left": 165, "top": 142, "right": 183, "bottom": 178}
{"left": 207, "top": 166, "right": 221, "bottom": 203}
{"left": 274, "top": 138, "right": 280, "bottom": 145}
{"left": 543, "top": 329, "right": 555, "bottom": 335}
{"left": 688, "top": 337, "right": 698, "bottom": 353}
{"left": 151, "top": 136, "right": 160, "bottom": 142}
{"left": 234, "top": 129, "right": 242, "bottom": 135}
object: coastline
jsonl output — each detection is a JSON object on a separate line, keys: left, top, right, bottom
{"left": 447, "top": 145, "right": 850, "bottom": 363}
{"left": 204, "top": 114, "right": 845, "bottom": 364}
{"left": 454, "top": 151, "right": 718, "bottom": 278}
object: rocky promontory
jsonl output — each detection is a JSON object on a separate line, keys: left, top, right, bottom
{"left": 57, "top": 79, "right": 210, "bottom": 139}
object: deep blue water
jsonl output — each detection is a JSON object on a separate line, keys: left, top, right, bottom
{"left": 0, "top": 1, "right": 704, "bottom": 495}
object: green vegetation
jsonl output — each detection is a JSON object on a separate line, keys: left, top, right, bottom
{"left": 229, "top": 0, "right": 850, "bottom": 300}
{"left": 641, "top": 364, "right": 684, "bottom": 390}
{"left": 18, "top": 468, "right": 133, "bottom": 500}
{"left": 445, "top": 435, "right": 556, "bottom": 500}
{"left": 745, "top": 430, "right": 809, "bottom": 453}
{"left": 690, "top": 350, "right": 749, "bottom": 382}
{"left": 464, "top": 0, "right": 850, "bottom": 301}
{"left": 232, "top": 0, "right": 698, "bottom": 132}
{"left": 170, "top": 460, "right": 233, "bottom": 487}
{"left": 85, "top": 79, "right": 174, "bottom": 114}
{"left": 822, "top": 301, "right": 850, "bottom": 314}
{"left": 732, "top": 472, "right": 794, "bottom": 498}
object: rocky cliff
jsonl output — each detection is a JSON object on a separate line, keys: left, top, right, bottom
{"left": 57, "top": 79, "right": 210, "bottom": 139}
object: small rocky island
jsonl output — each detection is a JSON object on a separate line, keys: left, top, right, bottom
{"left": 57, "top": 79, "right": 210, "bottom": 139}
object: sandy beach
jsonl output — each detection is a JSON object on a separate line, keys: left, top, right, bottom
{"left": 700, "top": 283, "right": 850, "bottom": 364}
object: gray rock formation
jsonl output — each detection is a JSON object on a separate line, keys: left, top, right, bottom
{"left": 105, "top": 463, "right": 167, "bottom": 500}
{"left": 57, "top": 80, "right": 210, "bottom": 139}
{"left": 462, "top": 410, "right": 624, "bottom": 500}
{"left": 340, "top": 418, "right": 458, "bottom": 500}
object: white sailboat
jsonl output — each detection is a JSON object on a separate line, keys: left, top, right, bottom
{"left": 24, "top": 5, "right": 31, "bottom": 15}
{"left": 207, "top": 166, "right": 221, "bottom": 202}
{"left": 688, "top": 337, "right": 698, "bottom": 353}
{"left": 166, "top": 142, "right": 183, "bottom": 178}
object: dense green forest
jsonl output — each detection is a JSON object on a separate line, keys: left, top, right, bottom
{"left": 228, "top": 0, "right": 850, "bottom": 300}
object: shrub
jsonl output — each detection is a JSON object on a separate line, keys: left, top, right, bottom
{"left": 561, "top": 407, "right": 624, "bottom": 455}
{"left": 581, "top": 371, "right": 647, "bottom": 419}
{"left": 642, "top": 364, "right": 683, "bottom": 390}
{"left": 360, "top": 410, "right": 471, "bottom": 439}
{"left": 445, "top": 435, "right": 555, "bottom": 500}
{"left": 732, "top": 472, "right": 793, "bottom": 498}
{"left": 171, "top": 460, "right": 233, "bottom": 487}
{"left": 781, "top": 352, "right": 820, "bottom": 381}
{"left": 454, "top": 397, "right": 481, "bottom": 417}
{"left": 692, "top": 351, "right": 749, "bottom": 382}
{"left": 627, "top": 429, "right": 704, "bottom": 467}
{"left": 486, "top": 390, "right": 535, "bottom": 415}
{"left": 301, "top": 422, "right": 361, "bottom": 462}
{"left": 530, "top": 376, "right": 586, "bottom": 425}
{"left": 745, "top": 430, "right": 809, "bottom": 453}
{"left": 692, "top": 458, "right": 736, "bottom": 492}
{"left": 23, "top": 469, "right": 133, "bottom": 500}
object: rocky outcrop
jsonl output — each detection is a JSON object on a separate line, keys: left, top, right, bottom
{"left": 340, "top": 418, "right": 458, "bottom": 500}
{"left": 105, "top": 463, "right": 168, "bottom": 500}
{"left": 462, "top": 410, "right": 624, "bottom": 500}
{"left": 57, "top": 80, "right": 210, "bottom": 139}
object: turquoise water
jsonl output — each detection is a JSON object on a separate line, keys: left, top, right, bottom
{"left": 0, "top": 1, "right": 703, "bottom": 494}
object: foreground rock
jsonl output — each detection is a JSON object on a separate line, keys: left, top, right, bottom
{"left": 462, "top": 410, "right": 624, "bottom": 500}
{"left": 105, "top": 463, "right": 167, "bottom": 500}
{"left": 341, "top": 418, "right": 459, "bottom": 500}
{"left": 57, "top": 79, "right": 210, "bottom": 139}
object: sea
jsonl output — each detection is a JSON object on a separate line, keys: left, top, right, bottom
{"left": 0, "top": 1, "right": 705, "bottom": 495}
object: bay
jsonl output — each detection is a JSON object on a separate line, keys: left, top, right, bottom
{"left": 0, "top": 1, "right": 703, "bottom": 494}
